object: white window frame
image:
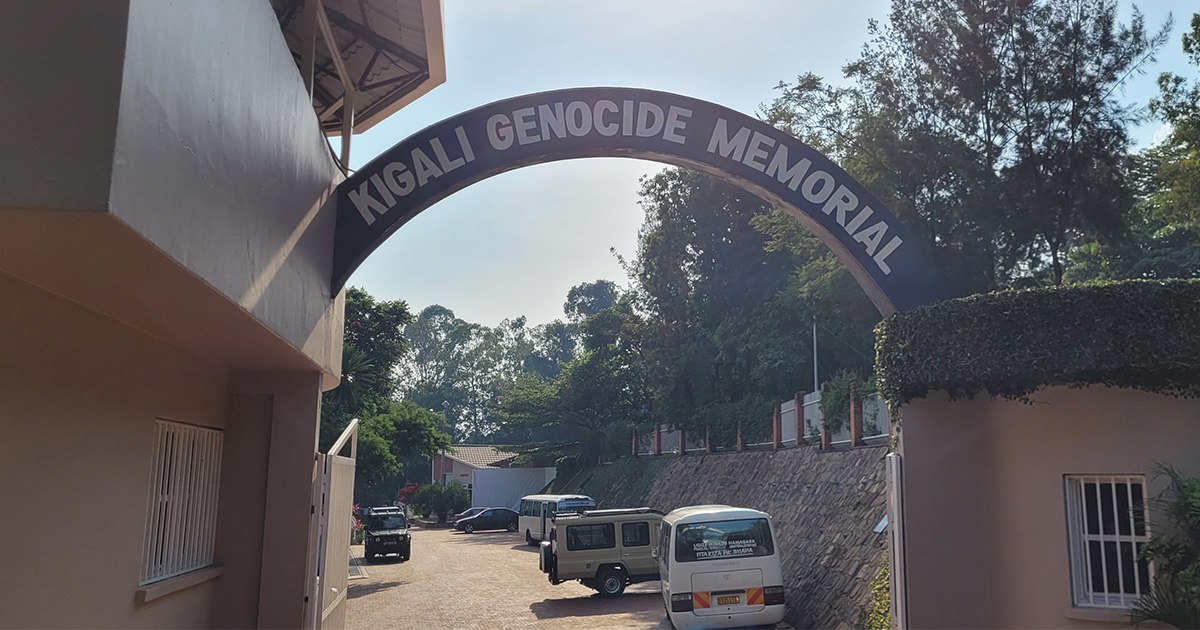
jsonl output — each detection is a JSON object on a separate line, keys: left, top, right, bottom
{"left": 1064, "top": 474, "right": 1152, "bottom": 608}
{"left": 139, "top": 419, "right": 223, "bottom": 585}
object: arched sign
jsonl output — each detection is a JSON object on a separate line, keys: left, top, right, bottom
{"left": 332, "top": 87, "right": 945, "bottom": 314}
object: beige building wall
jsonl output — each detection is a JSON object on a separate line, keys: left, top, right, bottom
{"left": 899, "top": 386, "right": 1199, "bottom": 629}
{"left": 0, "top": 272, "right": 228, "bottom": 628}
{"left": 109, "top": 0, "right": 344, "bottom": 380}
{"left": 0, "top": 2, "right": 351, "bottom": 626}
{"left": 0, "top": 0, "right": 344, "bottom": 384}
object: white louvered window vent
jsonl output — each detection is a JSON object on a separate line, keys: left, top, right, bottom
{"left": 1065, "top": 475, "right": 1152, "bottom": 608}
{"left": 139, "top": 419, "right": 223, "bottom": 585}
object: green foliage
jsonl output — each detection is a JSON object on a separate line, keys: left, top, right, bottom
{"left": 766, "top": 0, "right": 1171, "bottom": 289}
{"left": 819, "top": 369, "right": 872, "bottom": 435}
{"left": 359, "top": 401, "right": 451, "bottom": 482}
{"left": 634, "top": 168, "right": 865, "bottom": 439}
{"left": 494, "top": 299, "right": 648, "bottom": 464}
{"left": 555, "top": 455, "right": 582, "bottom": 483}
{"left": 319, "top": 288, "right": 451, "bottom": 491}
{"left": 1131, "top": 467, "right": 1200, "bottom": 628}
{"left": 339, "top": 286, "right": 414, "bottom": 406}
{"left": 855, "top": 562, "right": 890, "bottom": 630}
{"left": 564, "top": 280, "right": 619, "bottom": 322}
{"left": 875, "top": 280, "right": 1200, "bottom": 407}
{"left": 412, "top": 481, "right": 471, "bottom": 524}
{"left": 1149, "top": 13, "right": 1200, "bottom": 228}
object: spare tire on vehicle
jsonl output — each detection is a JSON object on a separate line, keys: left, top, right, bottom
{"left": 539, "top": 541, "right": 553, "bottom": 573}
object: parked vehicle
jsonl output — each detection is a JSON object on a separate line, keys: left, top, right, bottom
{"left": 454, "top": 507, "right": 519, "bottom": 533}
{"left": 363, "top": 506, "right": 411, "bottom": 563}
{"left": 454, "top": 507, "right": 486, "bottom": 522}
{"left": 539, "top": 507, "right": 662, "bottom": 597}
{"left": 519, "top": 494, "right": 596, "bottom": 545}
{"left": 657, "top": 505, "right": 785, "bottom": 629}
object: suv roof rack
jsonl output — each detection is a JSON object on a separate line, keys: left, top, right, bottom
{"left": 553, "top": 507, "right": 663, "bottom": 519}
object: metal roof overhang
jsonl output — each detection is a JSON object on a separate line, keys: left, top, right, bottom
{"left": 271, "top": 0, "right": 446, "bottom": 138}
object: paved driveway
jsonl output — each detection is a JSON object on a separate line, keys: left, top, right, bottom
{"left": 346, "top": 527, "right": 671, "bottom": 629}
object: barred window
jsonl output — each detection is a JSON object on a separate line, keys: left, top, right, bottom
{"left": 1065, "top": 475, "right": 1152, "bottom": 608}
{"left": 140, "top": 420, "right": 223, "bottom": 584}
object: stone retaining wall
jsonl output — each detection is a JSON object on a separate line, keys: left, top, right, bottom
{"left": 559, "top": 445, "right": 888, "bottom": 629}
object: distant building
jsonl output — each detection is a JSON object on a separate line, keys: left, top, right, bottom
{"left": 433, "top": 445, "right": 556, "bottom": 509}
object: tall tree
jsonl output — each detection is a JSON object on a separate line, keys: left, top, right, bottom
{"left": 494, "top": 298, "right": 648, "bottom": 462}
{"left": 766, "top": 0, "right": 1169, "bottom": 289}
{"left": 564, "top": 280, "right": 620, "bottom": 322}
{"left": 1149, "top": 13, "right": 1200, "bottom": 227}
{"left": 632, "top": 168, "right": 854, "bottom": 441}
{"left": 319, "top": 288, "right": 450, "bottom": 499}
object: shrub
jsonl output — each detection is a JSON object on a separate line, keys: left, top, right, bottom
{"left": 412, "top": 481, "right": 470, "bottom": 523}
{"left": 855, "top": 562, "right": 889, "bottom": 630}
{"left": 1130, "top": 467, "right": 1200, "bottom": 629}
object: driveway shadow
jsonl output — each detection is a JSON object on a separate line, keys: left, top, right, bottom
{"left": 348, "top": 580, "right": 408, "bottom": 599}
{"left": 445, "top": 531, "right": 524, "bottom": 546}
{"left": 529, "top": 591, "right": 666, "bottom": 620}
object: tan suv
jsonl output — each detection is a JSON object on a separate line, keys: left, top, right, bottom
{"left": 538, "top": 507, "right": 662, "bottom": 597}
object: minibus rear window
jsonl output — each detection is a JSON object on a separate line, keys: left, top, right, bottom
{"left": 674, "top": 518, "right": 774, "bottom": 562}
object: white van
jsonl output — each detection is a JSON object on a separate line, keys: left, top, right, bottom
{"left": 518, "top": 494, "right": 596, "bottom": 545}
{"left": 656, "top": 505, "right": 786, "bottom": 629}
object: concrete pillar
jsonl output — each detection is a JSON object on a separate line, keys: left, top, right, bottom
{"left": 653, "top": 423, "right": 662, "bottom": 456}
{"left": 850, "top": 382, "right": 865, "bottom": 446}
{"left": 705, "top": 427, "right": 713, "bottom": 453}
{"left": 736, "top": 423, "right": 744, "bottom": 452}
{"left": 819, "top": 396, "right": 832, "bottom": 451}
{"left": 795, "top": 392, "right": 805, "bottom": 445}
{"left": 772, "top": 402, "right": 782, "bottom": 451}
{"left": 229, "top": 372, "right": 323, "bottom": 630}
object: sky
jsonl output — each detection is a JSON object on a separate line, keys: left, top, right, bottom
{"left": 346, "top": 0, "right": 1189, "bottom": 328}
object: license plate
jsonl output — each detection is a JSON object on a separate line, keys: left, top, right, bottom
{"left": 716, "top": 595, "right": 740, "bottom": 606}
{"left": 383, "top": 540, "right": 397, "bottom": 545}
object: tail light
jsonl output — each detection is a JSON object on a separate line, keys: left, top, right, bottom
{"left": 764, "top": 585, "right": 785, "bottom": 605}
{"left": 670, "top": 592, "right": 693, "bottom": 612}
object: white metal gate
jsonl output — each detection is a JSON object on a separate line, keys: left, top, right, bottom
{"left": 303, "top": 419, "right": 358, "bottom": 630}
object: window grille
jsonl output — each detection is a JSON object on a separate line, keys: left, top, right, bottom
{"left": 139, "top": 420, "right": 223, "bottom": 585}
{"left": 1065, "top": 475, "right": 1151, "bottom": 608}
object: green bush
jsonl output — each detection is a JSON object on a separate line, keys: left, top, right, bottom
{"left": 820, "top": 369, "right": 872, "bottom": 434}
{"left": 1130, "top": 467, "right": 1200, "bottom": 629}
{"left": 412, "top": 481, "right": 470, "bottom": 523}
{"left": 855, "top": 562, "right": 890, "bottom": 630}
{"left": 875, "top": 280, "right": 1200, "bottom": 407}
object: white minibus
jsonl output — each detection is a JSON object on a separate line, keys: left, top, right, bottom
{"left": 655, "top": 505, "right": 786, "bottom": 629}
{"left": 519, "top": 494, "right": 596, "bottom": 545}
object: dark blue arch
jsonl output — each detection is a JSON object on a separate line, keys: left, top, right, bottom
{"left": 332, "top": 87, "right": 946, "bottom": 314}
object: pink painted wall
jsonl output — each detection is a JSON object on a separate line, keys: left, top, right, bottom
{"left": 899, "top": 386, "right": 1198, "bottom": 629}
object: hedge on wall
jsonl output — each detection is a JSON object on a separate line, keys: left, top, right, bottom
{"left": 875, "top": 279, "right": 1200, "bottom": 407}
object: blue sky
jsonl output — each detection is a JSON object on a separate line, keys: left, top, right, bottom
{"left": 347, "top": 0, "right": 1188, "bottom": 328}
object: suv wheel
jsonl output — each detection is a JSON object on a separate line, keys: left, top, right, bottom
{"left": 596, "top": 568, "right": 626, "bottom": 597}
{"left": 506, "top": 521, "right": 518, "bottom": 532}
{"left": 464, "top": 523, "right": 474, "bottom": 533}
